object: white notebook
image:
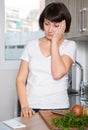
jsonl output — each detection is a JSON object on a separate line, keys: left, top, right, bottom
{"left": 3, "top": 118, "right": 26, "bottom": 129}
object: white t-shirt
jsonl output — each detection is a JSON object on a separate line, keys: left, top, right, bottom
{"left": 21, "top": 39, "right": 76, "bottom": 109}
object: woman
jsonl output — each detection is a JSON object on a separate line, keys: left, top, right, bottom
{"left": 16, "top": 2, "right": 76, "bottom": 117}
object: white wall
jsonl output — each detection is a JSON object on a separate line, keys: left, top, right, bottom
{"left": 0, "top": 0, "right": 20, "bottom": 121}
{"left": 0, "top": 69, "right": 18, "bottom": 121}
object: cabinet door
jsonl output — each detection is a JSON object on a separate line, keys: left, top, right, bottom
{"left": 67, "top": 0, "right": 88, "bottom": 39}
{"left": 45, "top": 0, "right": 69, "bottom": 7}
{"left": 67, "top": 0, "right": 77, "bottom": 38}
{"left": 80, "top": 0, "right": 88, "bottom": 35}
{"left": 45, "top": 0, "right": 56, "bottom": 5}
{"left": 76, "top": 0, "right": 88, "bottom": 37}
{"left": 75, "top": 0, "right": 82, "bottom": 37}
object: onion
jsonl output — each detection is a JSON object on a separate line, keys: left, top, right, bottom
{"left": 84, "top": 108, "right": 88, "bottom": 115}
{"left": 70, "top": 104, "right": 83, "bottom": 117}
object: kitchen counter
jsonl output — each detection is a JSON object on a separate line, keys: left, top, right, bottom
{"left": 0, "top": 113, "right": 50, "bottom": 130}
{"left": 1, "top": 91, "right": 88, "bottom": 130}
{"left": 0, "top": 110, "right": 74, "bottom": 130}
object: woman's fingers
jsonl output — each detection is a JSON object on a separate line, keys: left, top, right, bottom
{"left": 56, "top": 20, "right": 66, "bottom": 36}
{"left": 52, "top": 20, "right": 66, "bottom": 44}
{"left": 21, "top": 107, "right": 35, "bottom": 117}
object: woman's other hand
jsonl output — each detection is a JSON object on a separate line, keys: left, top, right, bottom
{"left": 21, "top": 106, "right": 35, "bottom": 117}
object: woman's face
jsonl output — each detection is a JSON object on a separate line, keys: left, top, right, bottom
{"left": 43, "top": 18, "right": 61, "bottom": 40}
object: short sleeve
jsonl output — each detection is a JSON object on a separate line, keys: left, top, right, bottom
{"left": 21, "top": 43, "right": 31, "bottom": 62}
{"left": 60, "top": 40, "right": 77, "bottom": 62}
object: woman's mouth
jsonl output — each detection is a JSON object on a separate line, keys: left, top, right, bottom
{"left": 47, "top": 34, "right": 53, "bottom": 38}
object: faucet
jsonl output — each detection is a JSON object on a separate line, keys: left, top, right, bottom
{"left": 75, "top": 61, "right": 85, "bottom": 95}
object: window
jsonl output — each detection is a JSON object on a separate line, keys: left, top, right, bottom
{"left": 5, "top": 0, "right": 45, "bottom": 60}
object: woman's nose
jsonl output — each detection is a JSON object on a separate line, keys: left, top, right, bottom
{"left": 48, "top": 26, "right": 54, "bottom": 32}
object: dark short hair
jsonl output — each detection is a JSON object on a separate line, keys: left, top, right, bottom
{"left": 39, "top": 2, "right": 71, "bottom": 33}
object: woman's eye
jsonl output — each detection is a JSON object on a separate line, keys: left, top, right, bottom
{"left": 55, "top": 25, "right": 59, "bottom": 27}
{"left": 44, "top": 22, "right": 49, "bottom": 25}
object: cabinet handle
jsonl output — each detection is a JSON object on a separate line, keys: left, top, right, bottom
{"left": 80, "top": 8, "right": 87, "bottom": 32}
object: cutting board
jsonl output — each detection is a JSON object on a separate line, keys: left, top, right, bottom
{"left": 39, "top": 110, "right": 67, "bottom": 130}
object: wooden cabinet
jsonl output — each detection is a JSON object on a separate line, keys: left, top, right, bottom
{"left": 65, "top": 0, "right": 88, "bottom": 39}
{"left": 45, "top": 0, "right": 68, "bottom": 7}
{"left": 76, "top": 0, "right": 88, "bottom": 37}
{"left": 66, "top": 0, "right": 77, "bottom": 38}
{"left": 45, "top": 0, "right": 88, "bottom": 39}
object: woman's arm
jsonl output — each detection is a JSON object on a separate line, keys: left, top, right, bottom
{"left": 51, "top": 20, "right": 73, "bottom": 80}
{"left": 16, "top": 60, "right": 35, "bottom": 117}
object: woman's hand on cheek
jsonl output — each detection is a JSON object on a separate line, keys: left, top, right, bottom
{"left": 52, "top": 20, "right": 66, "bottom": 45}
{"left": 21, "top": 106, "right": 35, "bottom": 117}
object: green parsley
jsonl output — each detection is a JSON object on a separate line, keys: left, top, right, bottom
{"left": 52, "top": 113, "right": 88, "bottom": 130}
